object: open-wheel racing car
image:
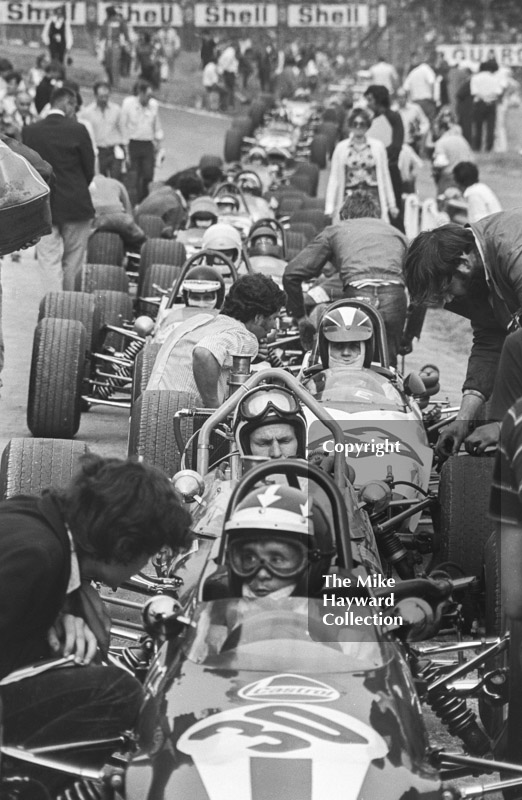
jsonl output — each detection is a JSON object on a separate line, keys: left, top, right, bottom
{"left": 3, "top": 453, "right": 522, "bottom": 800}
{"left": 224, "top": 92, "right": 332, "bottom": 172}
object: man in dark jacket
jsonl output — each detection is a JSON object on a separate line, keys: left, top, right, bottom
{"left": 23, "top": 85, "right": 95, "bottom": 290}
{"left": 0, "top": 455, "right": 191, "bottom": 790}
{"left": 405, "top": 209, "right": 522, "bottom": 457}
{"left": 283, "top": 191, "right": 408, "bottom": 367}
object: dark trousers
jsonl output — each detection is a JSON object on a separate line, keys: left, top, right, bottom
{"left": 129, "top": 139, "right": 155, "bottom": 202}
{"left": 489, "top": 328, "right": 522, "bottom": 421}
{"left": 344, "top": 283, "right": 408, "bottom": 368}
{"left": 472, "top": 100, "right": 496, "bottom": 152}
{"left": 222, "top": 71, "right": 236, "bottom": 109}
{"left": 98, "top": 146, "right": 122, "bottom": 180}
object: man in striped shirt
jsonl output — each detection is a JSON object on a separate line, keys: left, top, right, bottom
{"left": 147, "top": 273, "right": 286, "bottom": 407}
{"left": 490, "top": 400, "right": 522, "bottom": 619}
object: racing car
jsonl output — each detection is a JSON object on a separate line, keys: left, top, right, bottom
{"left": 224, "top": 93, "right": 331, "bottom": 171}
{"left": 0, "top": 451, "right": 518, "bottom": 800}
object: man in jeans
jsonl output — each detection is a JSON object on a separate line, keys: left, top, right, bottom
{"left": 23, "top": 86, "right": 95, "bottom": 291}
{"left": 283, "top": 190, "right": 408, "bottom": 367}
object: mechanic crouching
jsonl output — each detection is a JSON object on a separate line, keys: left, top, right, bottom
{"left": 0, "top": 455, "right": 192, "bottom": 796}
{"left": 283, "top": 190, "right": 408, "bottom": 367}
{"left": 404, "top": 210, "right": 522, "bottom": 458}
{"left": 147, "top": 273, "right": 285, "bottom": 407}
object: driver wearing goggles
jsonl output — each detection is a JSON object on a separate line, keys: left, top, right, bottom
{"left": 224, "top": 484, "right": 334, "bottom": 598}
{"left": 233, "top": 385, "right": 307, "bottom": 461}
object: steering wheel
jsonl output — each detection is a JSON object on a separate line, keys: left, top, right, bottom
{"left": 167, "top": 249, "right": 239, "bottom": 307}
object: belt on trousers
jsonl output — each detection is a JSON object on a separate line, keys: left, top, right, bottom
{"left": 348, "top": 280, "right": 404, "bottom": 289}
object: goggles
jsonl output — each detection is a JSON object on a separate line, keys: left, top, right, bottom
{"left": 228, "top": 538, "right": 308, "bottom": 579}
{"left": 239, "top": 387, "right": 301, "bottom": 423}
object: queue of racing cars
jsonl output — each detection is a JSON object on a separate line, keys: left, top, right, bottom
{"left": 0, "top": 91, "right": 517, "bottom": 800}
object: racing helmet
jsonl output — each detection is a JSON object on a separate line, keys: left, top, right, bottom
{"left": 245, "top": 146, "right": 268, "bottom": 166}
{"left": 233, "top": 385, "right": 307, "bottom": 459}
{"left": 216, "top": 192, "right": 240, "bottom": 214}
{"left": 202, "top": 222, "right": 243, "bottom": 267}
{"left": 224, "top": 483, "right": 335, "bottom": 596}
{"left": 188, "top": 196, "right": 219, "bottom": 229}
{"left": 247, "top": 225, "right": 283, "bottom": 259}
{"left": 318, "top": 306, "right": 374, "bottom": 368}
{"left": 181, "top": 264, "right": 225, "bottom": 309}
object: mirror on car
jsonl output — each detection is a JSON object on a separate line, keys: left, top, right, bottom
{"left": 403, "top": 372, "right": 426, "bottom": 397}
{"left": 172, "top": 469, "right": 205, "bottom": 503}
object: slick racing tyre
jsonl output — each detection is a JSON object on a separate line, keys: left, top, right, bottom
{"left": 131, "top": 343, "right": 162, "bottom": 405}
{"left": 76, "top": 263, "right": 130, "bottom": 294}
{"left": 94, "top": 289, "right": 133, "bottom": 352}
{"left": 87, "top": 231, "right": 125, "bottom": 266}
{"left": 27, "top": 319, "right": 86, "bottom": 439}
{"left": 0, "top": 438, "right": 90, "bottom": 500}
{"left": 128, "top": 389, "right": 198, "bottom": 476}
{"left": 38, "top": 291, "right": 99, "bottom": 351}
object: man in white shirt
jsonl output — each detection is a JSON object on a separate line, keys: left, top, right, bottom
{"left": 218, "top": 42, "right": 238, "bottom": 110}
{"left": 147, "top": 274, "right": 285, "bottom": 406}
{"left": 402, "top": 54, "right": 437, "bottom": 121}
{"left": 453, "top": 161, "right": 502, "bottom": 222}
{"left": 470, "top": 61, "right": 503, "bottom": 152}
{"left": 121, "top": 79, "right": 163, "bottom": 201}
{"left": 395, "top": 87, "right": 430, "bottom": 152}
{"left": 80, "top": 81, "right": 125, "bottom": 179}
{"left": 368, "top": 56, "right": 398, "bottom": 94}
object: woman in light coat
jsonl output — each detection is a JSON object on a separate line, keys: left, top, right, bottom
{"left": 325, "top": 108, "right": 398, "bottom": 223}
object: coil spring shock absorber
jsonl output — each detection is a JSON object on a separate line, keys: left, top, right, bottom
{"left": 415, "top": 657, "right": 490, "bottom": 755}
{"left": 92, "top": 337, "right": 145, "bottom": 401}
{"left": 267, "top": 348, "right": 285, "bottom": 369}
{"left": 375, "top": 527, "right": 413, "bottom": 579}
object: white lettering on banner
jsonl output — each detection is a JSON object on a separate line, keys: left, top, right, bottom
{"left": 438, "top": 43, "right": 522, "bottom": 67}
{"left": 194, "top": 3, "right": 277, "bottom": 27}
{"left": 97, "top": 2, "right": 183, "bottom": 26}
{"left": 0, "top": 1, "right": 86, "bottom": 24}
{"left": 287, "top": 4, "right": 369, "bottom": 27}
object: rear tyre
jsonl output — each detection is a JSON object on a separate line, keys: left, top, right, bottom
{"left": 131, "top": 342, "right": 162, "bottom": 405}
{"left": 293, "top": 162, "right": 320, "bottom": 196}
{"left": 284, "top": 230, "right": 307, "bottom": 255}
{"left": 38, "top": 291, "right": 98, "bottom": 351}
{"left": 136, "top": 214, "right": 165, "bottom": 238}
{"left": 438, "top": 455, "right": 495, "bottom": 631}
{"left": 94, "top": 289, "right": 133, "bottom": 351}
{"left": 288, "top": 222, "right": 316, "bottom": 243}
{"left": 139, "top": 239, "right": 186, "bottom": 292}
{"left": 478, "top": 531, "right": 504, "bottom": 741}
{"left": 138, "top": 263, "right": 182, "bottom": 316}
{"left": 75, "top": 263, "right": 129, "bottom": 294}
{"left": 0, "top": 438, "right": 90, "bottom": 500}
{"left": 27, "top": 319, "right": 86, "bottom": 439}
{"left": 289, "top": 173, "right": 313, "bottom": 196}
{"left": 248, "top": 99, "right": 266, "bottom": 129}
{"left": 128, "top": 389, "right": 198, "bottom": 476}
{"left": 87, "top": 231, "right": 125, "bottom": 266}
{"left": 231, "top": 116, "right": 254, "bottom": 137}
{"left": 224, "top": 128, "right": 243, "bottom": 163}
{"left": 289, "top": 209, "right": 328, "bottom": 233}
